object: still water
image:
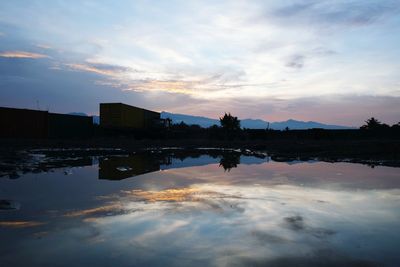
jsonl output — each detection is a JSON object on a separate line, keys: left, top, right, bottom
{"left": 1, "top": 149, "right": 400, "bottom": 267}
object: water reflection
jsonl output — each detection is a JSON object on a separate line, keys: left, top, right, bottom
{"left": 219, "top": 153, "right": 241, "bottom": 171}
{"left": 99, "top": 155, "right": 165, "bottom": 180}
{"left": 98, "top": 150, "right": 265, "bottom": 180}
{"left": 0, "top": 150, "right": 399, "bottom": 267}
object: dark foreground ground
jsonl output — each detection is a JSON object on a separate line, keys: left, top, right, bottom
{"left": 1, "top": 138, "right": 400, "bottom": 168}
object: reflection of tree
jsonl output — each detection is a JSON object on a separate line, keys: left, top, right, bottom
{"left": 219, "top": 153, "right": 241, "bottom": 172}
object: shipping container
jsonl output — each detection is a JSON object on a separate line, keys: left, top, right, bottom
{"left": 0, "top": 107, "right": 93, "bottom": 139}
{"left": 100, "top": 103, "right": 160, "bottom": 129}
{"left": 0, "top": 107, "right": 48, "bottom": 138}
{"left": 48, "top": 113, "right": 93, "bottom": 139}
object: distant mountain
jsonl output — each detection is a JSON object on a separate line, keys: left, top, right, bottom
{"left": 241, "top": 119, "right": 270, "bottom": 129}
{"left": 161, "top": 112, "right": 219, "bottom": 128}
{"left": 69, "top": 111, "right": 351, "bottom": 129}
{"left": 161, "top": 112, "right": 352, "bottom": 130}
{"left": 269, "top": 119, "right": 350, "bottom": 130}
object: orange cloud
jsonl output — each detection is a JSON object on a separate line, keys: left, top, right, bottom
{"left": 66, "top": 63, "right": 130, "bottom": 77}
{"left": 123, "top": 187, "right": 227, "bottom": 202}
{"left": 36, "top": 44, "right": 52, "bottom": 49}
{"left": 64, "top": 204, "right": 123, "bottom": 217}
{"left": 0, "top": 221, "right": 45, "bottom": 228}
{"left": 123, "top": 80, "right": 200, "bottom": 95}
{"left": 0, "top": 51, "right": 49, "bottom": 59}
{"left": 66, "top": 63, "right": 117, "bottom": 76}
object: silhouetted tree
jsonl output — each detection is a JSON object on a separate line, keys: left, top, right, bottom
{"left": 360, "top": 117, "right": 389, "bottom": 130}
{"left": 392, "top": 122, "right": 400, "bottom": 129}
{"left": 219, "top": 113, "right": 241, "bottom": 131}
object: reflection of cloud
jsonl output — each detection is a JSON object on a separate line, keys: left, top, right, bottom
{"left": 284, "top": 215, "right": 305, "bottom": 230}
{"left": 123, "top": 187, "right": 244, "bottom": 204}
{"left": 64, "top": 186, "right": 246, "bottom": 223}
{"left": 251, "top": 230, "right": 290, "bottom": 244}
{"left": 0, "top": 221, "right": 45, "bottom": 228}
{"left": 134, "top": 220, "right": 189, "bottom": 243}
{"left": 0, "top": 51, "right": 49, "bottom": 59}
{"left": 75, "top": 182, "right": 398, "bottom": 266}
{"left": 234, "top": 249, "right": 380, "bottom": 267}
{"left": 125, "top": 188, "right": 202, "bottom": 202}
{"left": 284, "top": 215, "right": 336, "bottom": 238}
{"left": 2, "top": 165, "right": 396, "bottom": 266}
{"left": 64, "top": 204, "right": 124, "bottom": 217}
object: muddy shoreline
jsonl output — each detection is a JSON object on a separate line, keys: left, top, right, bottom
{"left": 1, "top": 138, "right": 400, "bottom": 175}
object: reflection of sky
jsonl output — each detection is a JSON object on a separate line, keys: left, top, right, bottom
{"left": 161, "top": 155, "right": 268, "bottom": 170}
{"left": 1, "top": 160, "right": 400, "bottom": 266}
{"left": 161, "top": 155, "right": 222, "bottom": 170}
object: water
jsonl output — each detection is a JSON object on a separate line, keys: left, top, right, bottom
{"left": 1, "top": 150, "right": 400, "bottom": 267}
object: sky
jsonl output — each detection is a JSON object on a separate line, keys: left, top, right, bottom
{"left": 0, "top": 0, "right": 399, "bottom": 126}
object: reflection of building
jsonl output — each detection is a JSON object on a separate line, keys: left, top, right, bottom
{"left": 100, "top": 103, "right": 166, "bottom": 129}
{"left": 0, "top": 107, "right": 92, "bottom": 139}
{"left": 99, "top": 155, "right": 162, "bottom": 180}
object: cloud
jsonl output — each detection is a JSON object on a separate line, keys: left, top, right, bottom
{"left": 66, "top": 62, "right": 207, "bottom": 95}
{"left": 66, "top": 61, "right": 257, "bottom": 97}
{"left": 0, "top": 1, "right": 398, "bottom": 125}
{"left": 0, "top": 50, "right": 49, "bottom": 59}
{"left": 123, "top": 79, "right": 201, "bottom": 95}
{"left": 270, "top": 0, "right": 400, "bottom": 28}
{"left": 286, "top": 54, "right": 305, "bottom": 69}
{"left": 36, "top": 44, "right": 52, "bottom": 49}
{"left": 66, "top": 62, "right": 132, "bottom": 77}
{"left": 167, "top": 94, "right": 400, "bottom": 126}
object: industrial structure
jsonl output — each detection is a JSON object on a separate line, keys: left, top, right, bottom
{"left": 100, "top": 103, "right": 169, "bottom": 129}
{"left": 0, "top": 103, "right": 170, "bottom": 139}
{"left": 0, "top": 107, "right": 93, "bottom": 139}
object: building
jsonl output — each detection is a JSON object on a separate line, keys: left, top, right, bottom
{"left": 0, "top": 107, "right": 49, "bottom": 138}
{"left": 100, "top": 103, "right": 164, "bottom": 129}
{"left": 48, "top": 112, "right": 93, "bottom": 138}
{"left": 0, "top": 106, "right": 93, "bottom": 139}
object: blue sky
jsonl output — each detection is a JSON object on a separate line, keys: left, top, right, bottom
{"left": 0, "top": 0, "right": 399, "bottom": 126}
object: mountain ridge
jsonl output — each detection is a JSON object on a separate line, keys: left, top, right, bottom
{"left": 161, "top": 111, "right": 352, "bottom": 130}
{"left": 69, "top": 112, "right": 353, "bottom": 129}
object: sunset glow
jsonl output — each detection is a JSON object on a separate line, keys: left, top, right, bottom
{"left": 0, "top": 1, "right": 399, "bottom": 125}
